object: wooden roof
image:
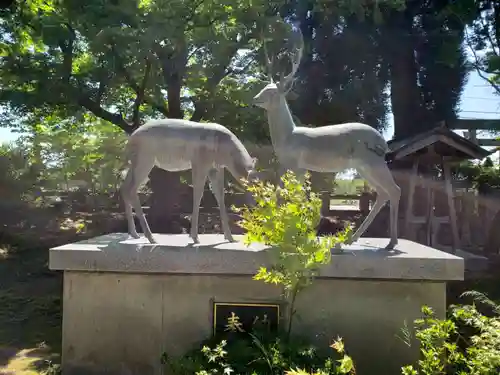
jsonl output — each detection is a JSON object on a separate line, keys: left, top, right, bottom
{"left": 387, "top": 124, "right": 492, "bottom": 163}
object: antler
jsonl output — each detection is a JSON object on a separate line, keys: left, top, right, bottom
{"left": 261, "top": 29, "right": 275, "bottom": 83}
{"left": 277, "top": 25, "right": 304, "bottom": 93}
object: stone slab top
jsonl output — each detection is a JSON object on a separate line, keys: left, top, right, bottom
{"left": 49, "top": 233, "right": 464, "bottom": 281}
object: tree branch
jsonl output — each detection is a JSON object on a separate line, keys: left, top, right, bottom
{"left": 132, "top": 58, "right": 152, "bottom": 127}
{"left": 59, "top": 23, "right": 75, "bottom": 84}
{"left": 97, "top": 78, "right": 106, "bottom": 104}
{"left": 464, "top": 26, "right": 500, "bottom": 95}
{"left": 154, "top": 39, "right": 187, "bottom": 119}
{"left": 478, "top": 12, "right": 498, "bottom": 57}
{"left": 110, "top": 44, "right": 170, "bottom": 117}
{"left": 189, "top": 34, "right": 254, "bottom": 122}
{"left": 78, "top": 95, "right": 132, "bottom": 133}
{"left": 185, "top": 0, "right": 205, "bottom": 25}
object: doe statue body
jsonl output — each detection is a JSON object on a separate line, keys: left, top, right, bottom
{"left": 120, "top": 119, "right": 257, "bottom": 244}
{"left": 253, "top": 25, "right": 401, "bottom": 249}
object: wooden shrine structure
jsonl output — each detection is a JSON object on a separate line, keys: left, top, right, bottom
{"left": 387, "top": 123, "right": 491, "bottom": 254}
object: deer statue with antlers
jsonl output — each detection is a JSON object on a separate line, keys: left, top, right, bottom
{"left": 120, "top": 119, "right": 258, "bottom": 244}
{"left": 253, "top": 25, "right": 401, "bottom": 249}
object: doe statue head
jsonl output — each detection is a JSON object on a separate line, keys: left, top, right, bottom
{"left": 253, "top": 26, "right": 304, "bottom": 111}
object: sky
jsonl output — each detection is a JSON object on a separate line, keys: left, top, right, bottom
{"left": 381, "top": 70, "right": 500, "bottom": 140}
{"left": 0, "top": 70, "right": 499, "bottom": 144}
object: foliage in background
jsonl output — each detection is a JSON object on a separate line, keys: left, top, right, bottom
{"left": 234, "top": 171, "right": 352, "bottom": 335}
{"left": 453, "top": 157, "right": 500, "bottom": 193}
{"left": 0, "top": 0, "right": 476, "bottom": 223}
{"left": 0, "top": 142, "right": 41, "bottom": 205}
{"left": 21, "top": 117, "right": 128, "bottom": 193}
{"left": 0, "top": 118, "right": 129, "bottom": 209}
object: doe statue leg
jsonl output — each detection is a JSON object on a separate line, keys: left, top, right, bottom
{"left": 121, "top": 170, "right": 140, "bottom": 239}
{"left": 190, "top": 164, "right": 210, "bottom": 244}
{"left": 208, "top": 168, "right": 234, "bottom": 242}
{"left": 122, "top": 154, "right": 156, "bottom": 244}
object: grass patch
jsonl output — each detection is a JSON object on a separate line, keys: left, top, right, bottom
{"left": 0, "top": 346, "right": 60, "bottom": 375}
{"left": 334, "top": 178, "right": 366, "bottom": 195}
{"left": 0, "top": 234, "right": 62, "bottom": 375}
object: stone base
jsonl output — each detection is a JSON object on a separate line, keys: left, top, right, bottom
{"left": 50, "top": 233, "right": 464, "bottom": 375}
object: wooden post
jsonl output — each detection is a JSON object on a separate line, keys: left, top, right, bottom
{"left": 442, "top": 158, "right": 459, "bottom": 254}
{"left": 425, "top": 185, "right": 434, "bottom": 246}
{"left": 320, "top": 191, "right": 330, "bottom": 216}
{"left": 404, "top": 157, "right": 420, "bottom": 240}
{"left": 359, "top": 192, "right": 370, "bottom": 215}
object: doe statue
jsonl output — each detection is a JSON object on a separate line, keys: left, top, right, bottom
{"left": 253, "top": 26, "right": 401, "bottom": 249}
{"left": 120, "top": 119, "right": 257, "bottom": 244}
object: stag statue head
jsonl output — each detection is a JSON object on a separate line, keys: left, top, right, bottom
{"left": 253, "top": 26, "right": 304, "bottom": 110}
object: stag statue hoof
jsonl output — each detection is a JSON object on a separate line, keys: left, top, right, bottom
{"left": 224, "top": 235, "right": 235, "bottom": 243}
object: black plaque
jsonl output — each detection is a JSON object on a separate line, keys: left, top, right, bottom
{"left": 213, "top": 302, "right": 280, "bottom": 335}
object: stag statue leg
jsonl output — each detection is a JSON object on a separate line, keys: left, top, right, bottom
{"left": 121, "top": 154, "right": 156, "bottom": 243}
{"left": 351, "top": 161, "right": 400, "bottom": 249}
{"left": 208, "top": 168, "right": 235, "bottom": 242}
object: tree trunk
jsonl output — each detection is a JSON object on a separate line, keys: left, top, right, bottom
{"left": 146, "top": 43, "right": 191, "bottom": 234}
{"left": 146, "top": 168, "right": 188, "bottom": 233}
{"left": 385, "top": 5, "right": 422, "bottom": 141}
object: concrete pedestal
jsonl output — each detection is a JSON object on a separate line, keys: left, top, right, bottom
{"left": 49, "top": 233, "right": 464, "bottom": 375}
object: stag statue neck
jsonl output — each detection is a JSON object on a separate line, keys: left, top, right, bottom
{"left": 267, "top": 96, "right": 296, "bottom": 149}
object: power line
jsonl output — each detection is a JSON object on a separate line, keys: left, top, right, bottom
{"left": 460, "top": 110, "right": 500, "bottom": 114}
{"left": 462, "top": 96, "right": 499, "bottom": 101}
{"left": 460, "top": 116, "right": 491, "bottom": 119}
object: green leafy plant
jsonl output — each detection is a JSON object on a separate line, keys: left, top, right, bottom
{"left": 162, "top": 314, "right": 357, "bottom": 375}
{"left": 401, "top": 291, "right": 500, "bottom": 375}
{"left": 233, "top": 171, "right": 352, "bottom": 335}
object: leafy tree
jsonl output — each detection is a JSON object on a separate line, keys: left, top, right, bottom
{"left": 20, "top": 117, "right": 128, "bottom": 193}
{"left": 289, "top": 1, "right": 395, "bottom": 131}
{"left": 262, "top": 0, "right": 468, "bottom": 141}
{"left": 445, "top": 0, "right": 500, "bottom": 96}
{"left": 0, "top": 141, "right": 39, "bottom": 204}
{"left": 379, "top": 0, "right": 469, "bottom": 140}
{"left": 0, "top": 0, "right": 281, "bottom": 229}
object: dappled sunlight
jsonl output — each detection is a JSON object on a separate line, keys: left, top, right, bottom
{"left": 58, "top": 218, "right": 88, "bottom": 233}
{"left": 0, "top": 245, "right": 11, "bottom": 260}
{"left": 0, "top": 345, "right": 59, "bottom": 375}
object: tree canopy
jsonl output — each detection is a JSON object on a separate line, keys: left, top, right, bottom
{"left": 0, "top": 0, "right": 489, "bottom": 227}
{"left": 0, "top": 0, "right": 411, "bottom": 139}
{"left": 0, "top": 0, "right": 285, "bottom": 141}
